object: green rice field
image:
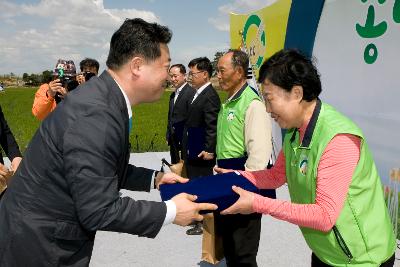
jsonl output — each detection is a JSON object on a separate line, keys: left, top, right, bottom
{"left": 0, "top": 86, "right": 227, "bottom": 153}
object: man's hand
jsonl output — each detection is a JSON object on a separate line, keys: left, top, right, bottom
{"left": 172, "top": 193, "right": 218, "bottom": 226}
{"left": 155, "top": 172, "right": 188, "bottom": 189}
{"left": 220, "top": 186, "right": 255, "bottom": 215}
{"left": 0, "top": 176, "right": 6, "bottom": 192}
{"left": 198, "top": 151, "right": 214, "bottom": 160}
{"left": 76, "top": 74, "right": 86, "bottom": 84}
{"left": 0, "top": 163, "right": 13, "bottom": 187}
{"left": 47, "top": 79, "right": 65, "bottom": 98}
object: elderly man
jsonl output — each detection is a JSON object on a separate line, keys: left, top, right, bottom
{"left": 215, "top": 49, "right": 274, "bottom": 267}
{"left": 0, "top": 18, "right": 216, "bottom": 266}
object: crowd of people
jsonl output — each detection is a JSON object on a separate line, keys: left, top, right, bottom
{"left": 0, "top": 18, "right": 396, "bottom": 267}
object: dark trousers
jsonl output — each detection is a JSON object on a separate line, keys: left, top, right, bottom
{"left": 168, "top": 140, "right": 180, "bottom": 164}
{"left": 185, "top": 161, "right": 214, "bottom": 178}
{"left": 215, "top": 213, "right": 261, "bottom": 267}
{"left": 311, "top": 253, "right": 395, "bottom": 267}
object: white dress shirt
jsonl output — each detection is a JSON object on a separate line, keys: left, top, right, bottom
{"left": 225, "top": 87, "right": 272, "bottom": 171}
{"left": 191, "top": 82, "right": 211, "bottom": 103}
{"left": 174, "top": 82, "right": 187, "bottom": 104}
{"left": 113, "top": 75, "right": 176, "bottom": 225}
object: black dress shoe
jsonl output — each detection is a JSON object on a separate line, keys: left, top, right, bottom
{"left": 186, "top": 225, "right": 203, "bottom": 235}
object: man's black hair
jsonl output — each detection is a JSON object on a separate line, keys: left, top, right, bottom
{"left": 188, "top": 57, "right": 212, "bottom": 78}
{"left": 106, "top": 18, "right": 172, "bottom": 70}
{"left": 80, "top": 58, "right": 100, "bottom": 73}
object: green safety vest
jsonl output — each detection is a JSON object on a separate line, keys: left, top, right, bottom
{"left": 283, "top": 101, "right": 395, "bottom": 266}
{"left": 216, "top": 85, "right": 261, "bottom": 160}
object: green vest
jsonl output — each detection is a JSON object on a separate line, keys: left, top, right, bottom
{"left": 283, "top": 101, "right": 395, "bottom": 266}
{"left": 216, "top": 86, "right": 261, "bottom": 160}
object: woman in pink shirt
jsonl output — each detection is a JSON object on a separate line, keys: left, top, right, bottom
{"left": 216, "top": 49, "right": 395, "bottom": 266}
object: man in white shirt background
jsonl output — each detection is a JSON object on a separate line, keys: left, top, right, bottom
{"left": 166, "top": 64, "right": 195, "bottom": 164}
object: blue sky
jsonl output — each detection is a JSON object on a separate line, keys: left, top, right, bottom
{"left": 0, "top": 0, "right": 271, "bottom": 75}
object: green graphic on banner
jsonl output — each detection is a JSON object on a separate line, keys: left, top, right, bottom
{"left": 356, "top": 0, "right": 399, "bottom": 64}
{"left": 243, "top": 14, "right": 266, "bottom": 69}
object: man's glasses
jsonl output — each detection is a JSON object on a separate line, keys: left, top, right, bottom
{"left": 187, "top": 70, "right": 205, "bottom": 77}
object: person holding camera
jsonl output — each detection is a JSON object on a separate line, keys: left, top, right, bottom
{"left": 32, "top": 58, "right": 99, "bottom": 121}
{"left": 76, "top": 58, "right": 99, "bottom": 84}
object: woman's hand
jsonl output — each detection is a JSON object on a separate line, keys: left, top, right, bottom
{"left": 220, "top": 186, "right": 256, "bottom": 215}
{"left": 213, "top": 166, "right": 234, "bottom": 174}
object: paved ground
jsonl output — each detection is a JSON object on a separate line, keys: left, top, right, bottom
{"left": 91, "top": 187, "right": 311, "bottom": 267}
{"left": 89, "top": 152, "right": 311, "bottom": 266}
{"left": 88, "top": 152, "right": 400, "bottom": 267}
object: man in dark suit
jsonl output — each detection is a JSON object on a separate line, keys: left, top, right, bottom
{"left": 182, "top": 57, "right": 221, "bottom": 235}
{"left": 0, "top": 105, "right": 22, "bottom": 196}
{"left": 166, "top": 64, "right": 195, "bottom": 164}
{"left": 0, "top": 18, "right": 216, "bottom": 266}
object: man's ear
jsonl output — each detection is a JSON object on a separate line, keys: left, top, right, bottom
{"left": 130, "top": 57, "right": 144, "bottom": 77}
{"left": 235, "top": 66, "right": 244, "bottom": 78}
{"left": 292, "top": 85, "right": 303, "bottom": 102}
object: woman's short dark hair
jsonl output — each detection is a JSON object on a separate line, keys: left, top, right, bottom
{"left": 258, "top": 49, "right": 321, "bottom": 101}
{"left": 188, "top": 57, "right": 213, "bottom": 78}
{"left": 106, "top": 18, "right": 172, "bottom": 70}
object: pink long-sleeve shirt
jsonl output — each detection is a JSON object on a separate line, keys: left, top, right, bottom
{"left": 241, "top": 123, "right": 361, "bottom": 232}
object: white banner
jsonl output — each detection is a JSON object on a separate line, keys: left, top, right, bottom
{"left": 313, "top": 0, "right": 400, "bottom": 184}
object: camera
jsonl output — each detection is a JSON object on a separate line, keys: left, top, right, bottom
{"left": 83, "top": 71, "right": 96, "bottom": 82}
{"left": 59, "top": 75, "right": 79, "bottom": 92}
{"left": 55, "top": 75, "right": 79, "bottom": 104}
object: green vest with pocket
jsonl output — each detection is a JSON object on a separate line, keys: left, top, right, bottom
{"left": 217, "top": 86, "right": 261, "bottom": 160}
{"left": 283, "top": 101, "right": 395, "bottom": 266}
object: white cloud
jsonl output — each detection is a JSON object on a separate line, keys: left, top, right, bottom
{"left": 208, "top": 17, "right": 230, "bottom": 32}
{"left": 172, "top": 42, "right": 230, "bottom": 67}
{"left": 209, "top": 0, "right": 278, "bottom": 32}
{"left": 0, "top": 1, "right": 21, "bottom": 19}
{"left": 0, "top": 0, "right": 160, "bottom": 75}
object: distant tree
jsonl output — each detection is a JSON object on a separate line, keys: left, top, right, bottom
{"left": 41, "top": 70, "right": 53, "bottom": 84}
{"left": 211, "top": 51, "right": 225, "bottom": 76}
{"left": 22, "top": 73, "right": 29, "bottom": 82}
{"left": 25, "top": 74, "right": 40, "bottom": 86}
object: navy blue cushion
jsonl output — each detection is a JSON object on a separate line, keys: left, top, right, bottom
{"left": 160, "top": 172, "right": 262, "bottom": 212}
{"left": 217, "top": 157, "right": 276, "bottom": 199}
{"left": 186, "top": 127, "right": 205, "bottom": 160}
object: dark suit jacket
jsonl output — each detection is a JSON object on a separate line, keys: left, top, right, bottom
{"left": 0, "top": 71, "right": 166, "bottom": 266}
{"left": 0, "top": 105, "right": 22, "bottom": 165}
{"left": 181, "top": 84, "right": 220, "bottom": 175}
{"left": 166, "top": 83, "right": 195, "bottom": 159}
